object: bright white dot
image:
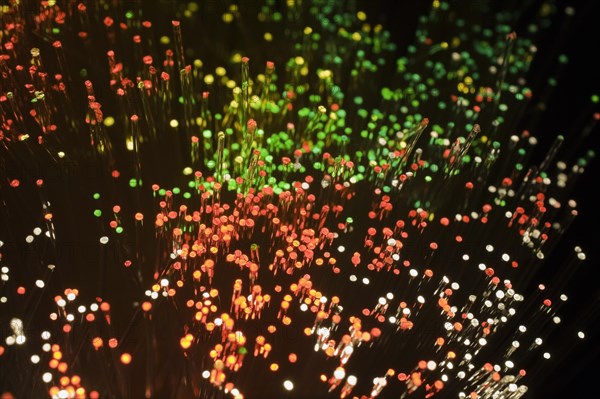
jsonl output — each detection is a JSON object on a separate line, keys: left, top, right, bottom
{"left": 214, "top": 318, "right": 222, "bottom": 326}
{"left": 509, "top": 383, "right": 518, "bottom": 392}
{"left": 300, "top": 303, "right": 308, "bottom": 312}
{"left": 320, "top": 296, "right": 327, "bottom": 304}
{"left": 478, "top": 263, "right": 486, "bottom": 271}
{"left": 560, "top": 294, "right": 568, "bottom": 301}
{"left": 66, "top": 292, "right": 76, "bottom": 301}
{"left": 170, "top": 119, "right": 179, "bottom": 128}
{"left": 402, "top": 308, "right": 411, "bottom": 315}
{"left": 42, "top": 343, "right": 51, "bottom": 352}
{"left": 388, "top": 316, "right": 397, "bottom": 323}
{"left": 0, "top": 266, "right": 7, "bottom": 273}
{"left": 334, "top": 368, "right": 345, "bottom": 379}
{"left": 493, "top": 365, "right": 501, "bottom": 372}
{"left": 462, "top": 254, "right": 470, "bottom": 261}
{"left": 347, "top": 375, "right": 357, "bottom": 385}
{"left": 451, "top": 282, "right": 459, "bottom": 290}
{"left": 535, "top": 337, "right": 543, "bottom": 345}
{"left": 441, "top": 374, "right": 448, "bottom": 382}
{"left": 5, "top": 336, "right": 15, "bottom": 345}
{"left": 42, "top": 372, "right": 53, "bottom": 383}
{"left": 0, "top": 296, "right": 6, "bottom": 303}
{"left": 231, "top": 388, "right": 240, "bottom": 396}
{"left": 15, "top": 335, "right": 26, "bottom": 345}
{"left": 90, "top": 303, "right": 99, "bottom": 312}
{"left": 502, "top": 253, "right": 510, "bottom": 262}
{"left": 417, "top": 296, "right": 425, "bottom": 304}
{"left": 26, "top": 235, "right": 34, "bottom": 243}
{"left": 514, "top": 294, "right": 524, "bottom": 302}
{"left": 100, "top": 236, "right": 109, "bottom": 244}
{"left": 283, "top": 380, "right": 294, "bottom": 391}
{"left": 337, "top": 246, "right": 345, "bottom": 253}
{"left": 41, "top": 331, "right": 51, "bottom": 340}
{"left": 543, "top": 352, "right": 551, "bottom": 359}
{"left": 386, "top": 292, "right": 394, "bottom": 300}
{"left": 66, "top": 314, "right": 75, "bottom": 322}
{"left": 427, "top": 361, "right": 437, "bottom": 371}
{"left": 151, "top": 292, "right": 159, "bottom": 299}
{"left": 457, "top": 372, "right": 466, "bottom": 379}
{"left": 478, "top": 338, "right": 487, "bottom": 346}
{"left": 552, "top": 316, "right": 561, "bottom": 324}
{"left": 36, "top": 280, "right": 45, "bottom": 288}
{"left": 505, "top": 360, "right": 514, "bottom": 368}
{"left": 349, "top": 275, "right": 357, "bottom": 282}
{"left": 31, "top": 354, "right": 40, "bottom": 364}
{"left": 56, "top": 299, "right": 66, "bottom": 307}
{"left": 578, "top": 331, "right": 585, "bottom": 339}
{"left": 409, "top": 269, "right": 418, "bottom": 277}
{"left": 78, "top": 305, "right": 86, "bottom": 313}
{"left": 496, "top": 291, "right": 505, "bottom": 299}
{"left": 486, "top": 245, "right": 494, "bottom": 252}
{"left": 160, "top": 278, "right": 169, "bottom": 287}
{"left": 378, "top": 297, "right": 386, "bottom": 305}
{"left": 58, "top": 389, "right": 69, "bottom": 398}
{"left": 518, "top": 325, "right": 527, "bottom": 333}
{"left": 1, "top": 274, "right": 8, "bottom": 282}
{"left": 362, "top": 277, "right": 370, "bottom": 285}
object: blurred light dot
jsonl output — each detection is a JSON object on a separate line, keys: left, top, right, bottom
{"left": 42, "top": 372, "right": 53, "bottom": 383}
